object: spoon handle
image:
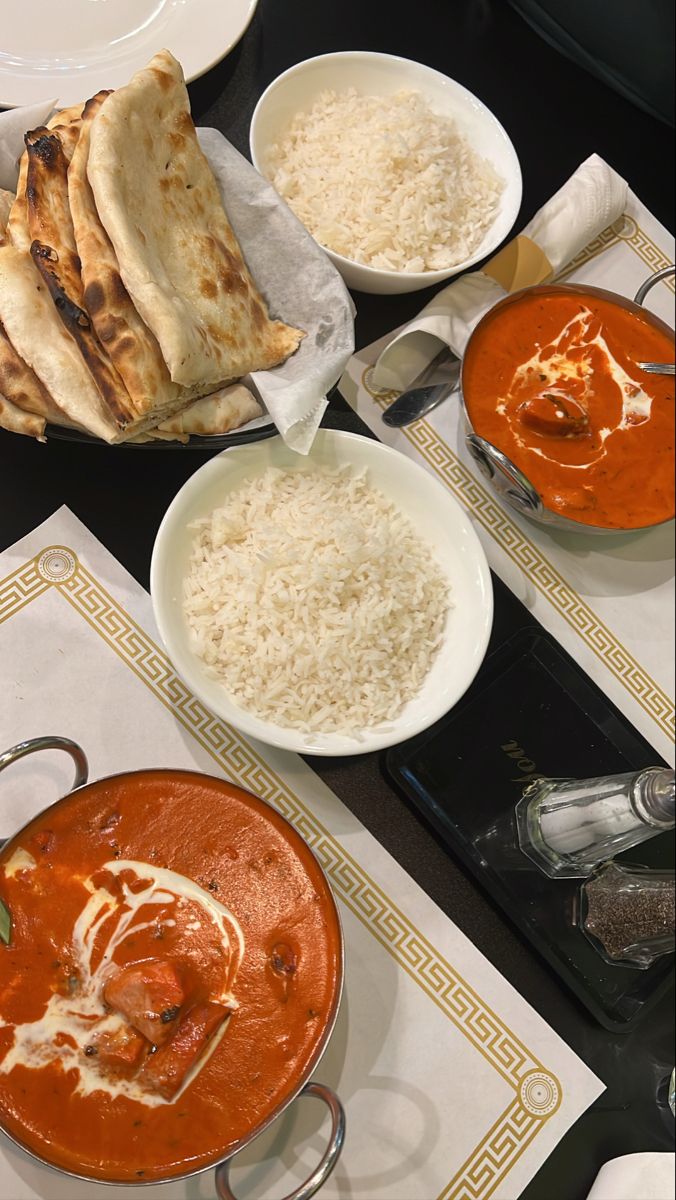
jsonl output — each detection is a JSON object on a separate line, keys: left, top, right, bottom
{"left": 637, "top": 362, "right": 675, "bottom": 375}
{"left": 382, "top": 365, "right": 461, "bottom": 427}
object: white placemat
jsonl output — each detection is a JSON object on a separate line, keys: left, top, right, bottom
{"left": 0, "top": 509, "right": 603, "bottom": 1200}
{"left": 340, "top": 191, "right": 675, "bottom": 767}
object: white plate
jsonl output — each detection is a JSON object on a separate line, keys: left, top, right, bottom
{"left": 0, "top": 0, "right": 258, "bottom": 109}
{"left": 150, "top": 430, "right": 494, "bottom": 756}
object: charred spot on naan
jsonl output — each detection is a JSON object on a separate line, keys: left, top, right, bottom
{"left": 26, "top": 129, "right": 60, "bottom": 173}
{"left": 249, "top": 296, "right": 266, "bottom": 329}
{"left": 150, "top": 62, "right": 175, "bottom": 93}
{"left": 84, "top": 270, "right": 129, "bottom": 320}
{"left": 82, "top": 91, "right": 113, "bottom": 123}
{"left": 199, "top": 278, "right": 218, "bottom": 300}
{"left": 31, "top": 242, "right": 89, "bottom": 328}
{"left": 210, "top": 239, "right": 249, "bottom": 295}
{"left": 176, "top": 109, "right": 195, "bottom": 137}
{"left": 82, "top": 278, "right": 105, "bottom": 316}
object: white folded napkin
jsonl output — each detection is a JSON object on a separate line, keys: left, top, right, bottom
{"left": 586, "top": 1153, "right": 675, "bottom": 1200}
{"left": 372, "top": 153, "right": 628, "bottom": 391}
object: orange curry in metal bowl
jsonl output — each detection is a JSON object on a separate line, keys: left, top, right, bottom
{"left": 462, "top": 287, "right": 675, "bottom": 529}
{"left": 0, "top": 771, "right": 342, "bottom": 1182}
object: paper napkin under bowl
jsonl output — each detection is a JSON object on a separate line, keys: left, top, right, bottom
{"left": 586, "top": 1152, "right": 675, "bottom": 1200}
{"left": 372, "top": 153, "right": 628, "bottom": 392}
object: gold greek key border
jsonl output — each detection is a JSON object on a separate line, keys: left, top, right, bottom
{"left": 356, "top": 214, "right": 675, "bottom": 745}
{"left": 558, "top": 215, "right": 675, "bottom": 288}
{"left": 440, "top": 1098, "right": 543, "bottom": 1200}
{"left": 0, "top": 548, "right": 564, "bottom": 1200}
{"left": 0, "top": 559, "right": 48, "bottom": 622}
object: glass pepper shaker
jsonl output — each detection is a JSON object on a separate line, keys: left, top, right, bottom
{"left": 515, "top": 767, "right": 675, "bottom": 879}
{"left": 579, "top": 861, "right": 675, "bottom": 969}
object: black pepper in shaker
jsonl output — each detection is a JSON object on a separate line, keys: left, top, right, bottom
{"left": 579, "top": 861, "right": 676, "bottom": 968}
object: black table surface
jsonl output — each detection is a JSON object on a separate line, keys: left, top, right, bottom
{"left": 1, "top": 3, "right": 674, "bottom": 1198}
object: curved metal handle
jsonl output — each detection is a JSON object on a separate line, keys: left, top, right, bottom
{"left": 0, "top": 738, "right": 88, "bottom": 944}
{"left": 214, "top": 1082, "right": 345, "bottom": 1200}
{"left": 466, "top": 434, "right": 544, "bottom": 517}
{"left": 0, "top": 737, "right": 88, "bottom": 791}
{"left": 634, "top": 265, "right": 676, "bottom": 307}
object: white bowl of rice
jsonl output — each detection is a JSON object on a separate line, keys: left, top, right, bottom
{"left": 150, "top": 430, "right": 493, "bottom": 756}
{"left": 250, "top": 51, "right": 522, "bottom": 295}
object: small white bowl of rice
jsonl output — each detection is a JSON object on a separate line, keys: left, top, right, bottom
{"left": 150, "top": 430, "right": 493, "bottom": 756}
{"left": 250, "top": 51, "right": 522, "bottom": 295}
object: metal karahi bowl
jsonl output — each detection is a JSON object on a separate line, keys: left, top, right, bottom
{"left": 459, "top": 267, "right": 675, "bottom": 535}
{"left": 0, "top": 737, "right": 345, "bottom": 1195}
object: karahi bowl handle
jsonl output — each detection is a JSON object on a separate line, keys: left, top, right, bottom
{"left": 0, "top": 736, "right": 89, "bottom": 943}
{"left": 214, "top": 1081, "right": 346, "bottom": 1200}
{"left": 634, "top": 265, "right": 676, "bottom": 307}
{"left": 0, "top": 736, "right": 89, "bottom": 793}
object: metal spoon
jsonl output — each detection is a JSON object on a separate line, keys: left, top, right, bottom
{"left": 382, "top": 347, "right": 461, "bottom": 428}
{"left": 637, "top": 362, "right": 675, "bottom": 375}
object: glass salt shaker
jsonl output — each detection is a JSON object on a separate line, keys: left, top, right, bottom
{"left": 515, "top": 767, "right": 675, "bottom": 879}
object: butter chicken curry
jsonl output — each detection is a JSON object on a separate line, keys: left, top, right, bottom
{"left": 0, "top": 770, "right": 342, "bottom": 1182}
{"left": 463, "top": 287, "right": 675, "bottom": 529}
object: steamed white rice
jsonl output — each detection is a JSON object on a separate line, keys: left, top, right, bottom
{"left": 183, "top": 466, "right": 450, "bottom": 733}
{"left": 266, "top": 88, "right": 505, "bottom": 272}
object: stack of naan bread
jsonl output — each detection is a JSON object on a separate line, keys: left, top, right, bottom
{"left": 0, "top": 50, "right": 304, "bottom": 443}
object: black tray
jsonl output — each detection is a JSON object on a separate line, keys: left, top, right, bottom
{"left": 386, "top": 579, "right": 674, "bottom": 1032}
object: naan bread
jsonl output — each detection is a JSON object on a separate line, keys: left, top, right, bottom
{"left": 0, "top": 242, "right": 119, "bottom": 442}
{"left": 6, "top": 151, "right": 29, "bottom": 251}
{"left": 157, "top": 384, "right": 262, "bottom": 435}
{"left": 7, "top": 104, "right": 82, "bottom": 252}
{"left": 0, "top": 190, "right": 14, "bottom": 232}
{"left": 26, "top": 128, "right": 83, "bottom": 297}
{"left": 69, "top": 91, "right": 207, "bottom": 429}
{"left": 87, "top": 50, "right": 304, "bottom": 389}
{"left": 25, "top": 125, "right": 136, "bottom": 432}
{"left": 0, "top": 391, "right": 46, "bottom": 439}
{"left": 0, "top": 320, "right": 71, "bottom": 425}
{"left": 47, "top": 103, "right": 86, "bottom": 132}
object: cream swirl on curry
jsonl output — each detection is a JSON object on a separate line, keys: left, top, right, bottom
{"left": 0, "top": 860, "right": 244, "bottom": 1106}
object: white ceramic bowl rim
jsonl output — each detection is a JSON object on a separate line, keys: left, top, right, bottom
{"left": 250, "top": 49, "right": 523, "bottom": 284}
{"left": 150, "top": 430, "right": 494, "bottom": 757}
